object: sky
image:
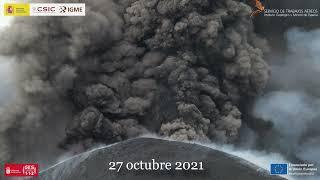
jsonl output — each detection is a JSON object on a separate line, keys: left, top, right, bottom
{"left": 0, "top": 1, "right": 14, "bottom": 105}
{"left": 0, "top": 16, "right": 12, "bottom": 28}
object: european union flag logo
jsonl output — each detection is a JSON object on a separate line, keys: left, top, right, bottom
{"left": 270, "top": 164, "right": 288, "bottom": 175}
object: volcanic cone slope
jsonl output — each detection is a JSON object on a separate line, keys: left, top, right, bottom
{"left": 37, "top": 138, "right": 285, "bottom": 180}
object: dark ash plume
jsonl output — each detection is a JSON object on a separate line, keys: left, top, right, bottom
{"left": 0, "top": 0, "right": 269, "bottom": 164}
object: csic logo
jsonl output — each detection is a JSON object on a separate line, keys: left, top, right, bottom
{"left": 33, "top": 6, "right": 56, "bottom": 13}
{"left": 250, "top": 0, "right": 265, "bottom": 17}
{"left": 4, "top": 163, "right": 39, "bottom": 177}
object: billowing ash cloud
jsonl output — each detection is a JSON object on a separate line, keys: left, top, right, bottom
{"left": 0, "top": 0, "right": 270, "bottom": 164}
{"left": 253, "top": 29, "right": 320, "bottom": 164}
{"left": 0, "top": 58, "right": 15, "bottom": 105}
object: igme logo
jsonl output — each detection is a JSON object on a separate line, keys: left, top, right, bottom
{"left": 59, "top": 6, "right": 83, "bottom": 13}
{"left": 59, "top": 6, "right": 67, "bottom": 13}
{"left": 250, "top": 0, "right": 265, "bottom": 17}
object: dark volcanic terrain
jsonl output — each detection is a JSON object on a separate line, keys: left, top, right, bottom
{"left": 36, "top": 138, "right": 285, "bottom": 180}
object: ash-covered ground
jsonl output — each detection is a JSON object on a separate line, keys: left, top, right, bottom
{"left": 0, "top": 0, "right": 319, "bottom": 175}
{"left": 36, "top": 138, "right": 285, "bottom": 180}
